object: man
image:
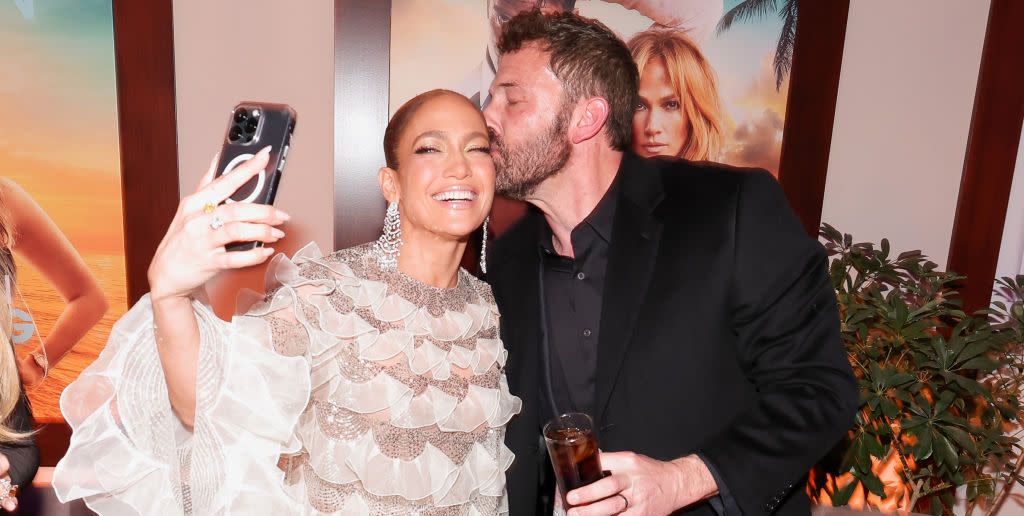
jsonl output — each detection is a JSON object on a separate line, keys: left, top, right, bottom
{"left": 483, "top": 11, "right": 858, "bottom": 516}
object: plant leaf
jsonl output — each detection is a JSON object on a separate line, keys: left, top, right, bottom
{"left": 933, "top": 432, "right": 958, "bottom": 470}
{"left": 860, "top": 471, "right": 887, "bottom": 498}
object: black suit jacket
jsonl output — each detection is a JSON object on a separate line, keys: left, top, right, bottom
{"left": 488, "top": 154, "right": 858, "bottom": 516}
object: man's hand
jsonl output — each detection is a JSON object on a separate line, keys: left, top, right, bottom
{"left": 565, "top": 453, "right": 717, "bottom": 516}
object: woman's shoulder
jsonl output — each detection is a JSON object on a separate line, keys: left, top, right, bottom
{"left": 281, "top": 242, "right": 373, "bottom": 277}
{"left": 460, "top": 269, "right": 496, "bottom": 307}
{"left": 324, "top": 242, "right": 376, "bottom": 267}
{"left": 0, "top": 177, "right": 32, "bottom": 212}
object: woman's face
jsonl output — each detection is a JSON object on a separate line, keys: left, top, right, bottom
{"left": 387, "top": 94, "right": 496, "bottom": 242}
{"left": 632, "top": 57, "right": 688, "bottom": 158}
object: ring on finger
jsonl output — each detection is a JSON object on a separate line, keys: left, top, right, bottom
{"left": 617, "top": 493, "right": 629, "bottom": 510}
{"left": 209, "top": 215, "right": 225, "bottom": 230}
{"left": 0, "top": 478, "right": 14, "bottom": 503}
{"left": 203, "top": 202, "right": 217, "bottom": 214}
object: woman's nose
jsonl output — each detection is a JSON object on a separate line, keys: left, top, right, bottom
{"left": 445, "top": 153, "right": 471, "bottom": 179}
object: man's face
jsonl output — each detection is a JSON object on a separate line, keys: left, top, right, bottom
{"left": 483, "top": 44, "right": 572, "bottom": 200}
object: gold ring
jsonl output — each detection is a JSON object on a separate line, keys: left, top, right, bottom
{"left": 203, "top": 203, "right": 217, "bottom": 214}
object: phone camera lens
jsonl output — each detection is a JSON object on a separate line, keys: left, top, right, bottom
{"left": 229, "top": 125, "right": 243, "bottom": 142}
{"left": 233, "top": 108, "right": 249, "bottom": 123}
{"left": 245, "top": 118, "right": 259, "bottom": 133}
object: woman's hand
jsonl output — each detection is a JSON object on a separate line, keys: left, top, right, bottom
{"left": 0, "top": 453, "right": 17, "bottom": 512}
{"left": 147, "top": 147, "right": 291, "bottom": 303}
{"left": 16, "top": 354, "right": 44, "bottom": 387}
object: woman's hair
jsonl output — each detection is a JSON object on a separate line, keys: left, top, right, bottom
{"left": 0, "top": 186, "right": 30, "bottom": 443}
{"left": 383, "top": 89, "right": 479, "bottom": 171}
{"left": 628, "top": 29, "right": 723, "bottom": 161}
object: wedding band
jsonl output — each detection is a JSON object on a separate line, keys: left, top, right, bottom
{"left": 617, "top": 493, "right": 629, "bottom": 509}
{"left": 209, "top": 215, "right": 225, "bottom": 230}
{"left": 203, "top": 202, "right": 217, "bottom": 214}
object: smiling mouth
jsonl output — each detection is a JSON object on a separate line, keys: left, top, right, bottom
{"left": 431, "top": 189, "right": 479, "bottom": 203}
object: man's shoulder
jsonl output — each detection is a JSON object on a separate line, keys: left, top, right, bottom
{"left": 644, "top": 156, "right": 772, "bottom": 193}
{"left": 626, "top": 156, "right": 776, "bottom": 212}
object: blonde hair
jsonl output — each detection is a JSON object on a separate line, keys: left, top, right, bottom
{"left": 628, "top": 29, "right": 723, "bottom": 161}
{"left": 0, "top": 187, "right": 30, "bottom": 443}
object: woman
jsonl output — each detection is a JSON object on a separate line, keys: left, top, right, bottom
{"left": 0, "top": 203, "right": 41, "bottom": 513}
{"left": 0, "top": 178, "right": 109, "bottom": 387}
{"left": 53, "top": 89, "right": 521, "bottom": 515}
{"left": 628, "top": 28, "right": 723, "bottom": 161}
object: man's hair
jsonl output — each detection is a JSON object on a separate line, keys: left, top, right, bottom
{"left": 498, "top": 10, "right": 638, "bottom": 151}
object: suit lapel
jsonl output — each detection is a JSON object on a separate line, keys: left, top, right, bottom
{"left": 595, "top": 157, "right": 665, "bottom": 427}
{"left": 496, "top": 213, "right": 545, "bottom": 413}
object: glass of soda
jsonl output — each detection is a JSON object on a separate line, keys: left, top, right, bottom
{"left": 543, "top": 412, "right": 604, "bottom": 509}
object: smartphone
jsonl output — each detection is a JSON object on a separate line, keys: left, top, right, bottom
{"left": 214, "top": 101, "right": 297, "bottom": 251}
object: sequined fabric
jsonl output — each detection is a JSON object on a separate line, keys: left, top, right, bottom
{"left": 52, "top": 242, "right": 521, "bottom": 515}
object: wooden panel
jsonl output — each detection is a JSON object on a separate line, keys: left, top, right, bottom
{"left": 334, "top": 0, "right": 392, "bottom": 250}
{"left": 947, "top": 0, "right": 1024, "bottom": 313}
{"left": 777, "top": 0, "right": 851, "bottom": 236}
{"left": 114, "top": 0, "right": 181, "bottom": 305}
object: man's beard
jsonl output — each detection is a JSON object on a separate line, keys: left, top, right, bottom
{"left": 491, "top": 106, "right": 572, "bottom": 201}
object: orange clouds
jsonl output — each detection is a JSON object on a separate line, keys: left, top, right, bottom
{"left": 717, "top": 53, "right": 790, "bottom": 175}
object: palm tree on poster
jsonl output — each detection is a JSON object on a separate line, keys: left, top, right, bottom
{"left": 716, "top": 0, "right": 798, "bottom": 90}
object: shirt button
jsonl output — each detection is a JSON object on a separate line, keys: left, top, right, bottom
{"left": 576, "top": 272, "right": 586, "bottom": 280}
{"left": 582, "top": 329, "right": 592, "bottom": 337}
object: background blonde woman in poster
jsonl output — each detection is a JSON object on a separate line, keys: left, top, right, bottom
{"left": 628, "top": 28, "right": 724, "bottom": 161}
{"left": 0, "top": 178, "right": 108, "bottom": 388}
{"left": 0, "top": 187, "right": 42, "bottom": 513}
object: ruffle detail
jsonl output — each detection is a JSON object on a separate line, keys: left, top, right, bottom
{"left": 308, "top": 360, "right": 520, "bottom": 432}
{"left": 298, "top": 421, "right": 515, "bottom": 506}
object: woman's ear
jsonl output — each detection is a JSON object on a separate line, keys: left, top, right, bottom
{"left": 378, "top": 167, "right": 400, "bottom": 203}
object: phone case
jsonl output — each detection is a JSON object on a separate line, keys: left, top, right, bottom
{"left": 214, "top": 101, "right": 297, "bottom": 251}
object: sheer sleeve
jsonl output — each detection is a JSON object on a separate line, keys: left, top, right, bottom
{"left": 53, "top": 244, "right": 330, "bottom": 515}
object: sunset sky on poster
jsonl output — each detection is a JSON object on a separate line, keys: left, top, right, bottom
{"left": 1, "top": 0, "right": 123, "bottom": 255}
{"left": 1, "top": 0, "right": 125, "bottom": 421}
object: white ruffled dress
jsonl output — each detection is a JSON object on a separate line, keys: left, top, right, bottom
{"left": 52, "top": 243, "right": 522, "bottom": 515}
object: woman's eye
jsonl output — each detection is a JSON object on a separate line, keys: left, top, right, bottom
{"left": 664, "top": 100, "right": 680, "bottom": 110}
{"left": 414, "top": 146, "right": 440, "bottom": 154}
{"left": 635, "top": 103, "right": 647, "bottom": 111}
{"left": 470, "top": 146, "right": 491, "bottom": 154}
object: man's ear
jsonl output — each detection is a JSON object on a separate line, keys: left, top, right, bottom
{"left": 568, "top": 96, "right": 611, "bottom": 145}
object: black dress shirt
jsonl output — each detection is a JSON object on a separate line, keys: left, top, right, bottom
{"left": 538, "top": 176, "right": 618, "bottom": 422}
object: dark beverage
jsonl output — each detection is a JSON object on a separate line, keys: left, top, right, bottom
{"left": 544, "top": 413, "right": 603, "bottom": 508}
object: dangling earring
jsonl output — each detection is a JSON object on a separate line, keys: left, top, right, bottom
{"left": 479, "top": 216, "right": 490, "bottom": 275}
{"left": 374, "top": 201, "right": 402, "bottom": 270}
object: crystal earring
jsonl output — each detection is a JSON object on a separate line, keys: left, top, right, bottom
{"left": 479, "top": 216, "right": 490, "bottom": 275}
{"left": 374, "top": 201, "right": 402, "bottom": 270}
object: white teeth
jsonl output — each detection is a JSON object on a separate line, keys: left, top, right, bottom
{"left": 432, "top": 190, "right": 477, "bottom": 201}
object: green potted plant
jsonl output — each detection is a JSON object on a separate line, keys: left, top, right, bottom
{"left": 810, "top": 224, "right": 1024, "bottom": 515}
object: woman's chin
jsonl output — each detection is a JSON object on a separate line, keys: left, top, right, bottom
{"left": 424, "top": 221, "right": 487, "bottom": 242}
